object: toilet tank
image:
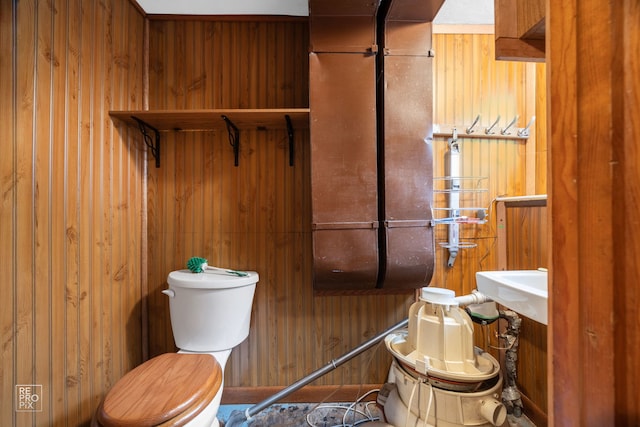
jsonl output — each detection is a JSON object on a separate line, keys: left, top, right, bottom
{"left": 165, "top": 270, "right": 259, "bottom": 352}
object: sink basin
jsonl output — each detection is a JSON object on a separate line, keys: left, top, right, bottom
{"left": 475, "top": 270, "right": 548, "bottom": 325}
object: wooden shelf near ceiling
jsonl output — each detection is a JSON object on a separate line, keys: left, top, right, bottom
{"left": 109, "top": 108, "right": 309, "bottom": 167}
{"left": 494, "top": 0, "right": 545, "bottom": 62}
{"left": 109, "top": 108, "right": 310, "bottom": 131}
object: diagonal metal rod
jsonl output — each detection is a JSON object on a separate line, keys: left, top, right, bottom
{"left": 225, "top": 318, "right": 409, "bottom": 426}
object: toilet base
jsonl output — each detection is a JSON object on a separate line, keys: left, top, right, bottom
{"left": 94, "top": 352, "right": 230, "bottom": 427}
{"left": 184, "top": 379, "right": 224, "bottom": 427}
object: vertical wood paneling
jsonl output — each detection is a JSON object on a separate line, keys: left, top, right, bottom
{"left": 534, "top": 64, "right": 547, "bottom": 195}
{"left": 144, "top": 26, "right": 535, "bottom": 387}
{"left": 505, "top": 205, "right": 548, "bottom": 415}
{"left": 147, "top": 19, "right": 413, "bottom": 390}
{"left": 0, "top": 0, "right": 16, "bottom": 418}
{"left": 431, "top": 32, "right": 545, "bottom": 297}
{"left": 614, "top": 1, "right": 640, "bottom": 422}
{"left": 0, "top": 6, "right": 561, "bottom": 426}
{"left": 432, "top": 32, "right": 548, "bottom": 419}
{"left": 1, "top": 1, "right": 145, "bottom": 425}
{"left": 549, "top": 1, "right": 640, "bottom": 425}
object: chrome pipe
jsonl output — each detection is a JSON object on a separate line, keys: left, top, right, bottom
{"left": 225, "top": 318, "right": 409, "bottom": 426}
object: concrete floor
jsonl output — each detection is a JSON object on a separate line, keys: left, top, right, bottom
{"left": 218, "top": 402, "right": 385, "bottom": 427}
{"left": 218, "top": 403, "right": 537, "bottom": 427}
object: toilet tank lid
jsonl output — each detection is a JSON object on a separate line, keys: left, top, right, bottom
{"left": 167, "top": 269, "right": 259, "bottom": 289}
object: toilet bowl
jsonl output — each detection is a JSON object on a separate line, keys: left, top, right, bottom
{"left": 93, "top": 269, "right": 258, "bottom": 427}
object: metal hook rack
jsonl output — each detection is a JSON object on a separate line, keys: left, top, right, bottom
{"left": 434, "top": 114, "right": 536, "bottom": 141}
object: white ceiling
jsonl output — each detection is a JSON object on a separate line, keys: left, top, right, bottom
{"left": 135, "top": 0, "right": 494, "bottom": 25}
{"left": 136, "top": 0, "right": 308, "bottom": 16}
{"left": 433, "top": 0, "right": 493, "bottom": 25}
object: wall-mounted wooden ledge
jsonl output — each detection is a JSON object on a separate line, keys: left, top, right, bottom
{"left": 495, "top": 37, "right": 545, "bottom": 62}
{"left": 494, "top": 0, "right": 546, "bottom": 62}
{"left": 109, "top": 108, "right": 310, "bottom": 131}
{"left": 496, "top": 194, "right": 547, "bottom": 207}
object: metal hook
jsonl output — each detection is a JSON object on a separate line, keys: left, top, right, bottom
{"left": 466, "top": 114, "right": 480, "bottom": 134}
{"left": 501, "top": 115, "right": 519, "bottom": 135}
{"left": 448, "top": 128, "right": 459, "bottom": 150}
{"left": 517, "top": 116, "right": 536, "bottom": 137}
{"left": 485, "top": 115, "right": 501, "bottom": 135}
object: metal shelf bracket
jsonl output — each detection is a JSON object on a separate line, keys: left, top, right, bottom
{"left": 285, "top": 114, "right": 294, "bottom": 166}
{"left": 132, "top": 116, "right": 161, "bottom": 167}
{"left": 221, "top": 115, "right": 240, "bottom": 166}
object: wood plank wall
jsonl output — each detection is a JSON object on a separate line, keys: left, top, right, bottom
{"left": 0, "top": 8, "right": 552, "bottom": 423}
{"left": 432, "top": 32, "right": 548, "bottom": 420}
{"left": 145, "top": 19, "right": 415, "bottom": 392}
{"left": 548, "top": 1, "right": 640, "bottom": 424}
{"left": 1, "top": 1, "right": 145, "bottom": 426}
{"left": 431, "top": 32, "right": 546, "bottom": 296}
{"left": 145, "top": 23, "right": 549, "bottom": 402}
{"left": 504, "top": 204, "right": 548, "bottom": 419}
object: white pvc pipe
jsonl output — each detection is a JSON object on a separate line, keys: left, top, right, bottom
{"left": 480, "top": 397, "right": 508, "bottom": 426}
{"left": 453, "top": 290, "right": 492, "bottom": 306}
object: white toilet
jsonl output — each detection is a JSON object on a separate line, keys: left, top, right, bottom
{"left": 93, "top": 269, "right": 259, "bottom": 427}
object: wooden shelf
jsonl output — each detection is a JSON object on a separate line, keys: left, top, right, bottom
{"left": 109, "top": 108, "right": 310, "bottom": 132}
{"left": 109, "top": 108, "right": 309, "bottom": 167}
{"left": 494, "top": 0, "right": 545, "bottom": 62}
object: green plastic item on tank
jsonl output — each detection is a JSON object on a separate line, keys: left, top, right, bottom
{"left": 186, "top": 256, "right": 208, "bottom": 273}
{"left": 186, "top": 256, "right": 249, "bottom": 277}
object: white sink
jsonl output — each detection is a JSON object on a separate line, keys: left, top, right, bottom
{"left": 475, "top": 269, "right": 548, "bottom": 325}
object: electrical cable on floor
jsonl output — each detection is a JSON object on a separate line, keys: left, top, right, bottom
{"left": 301, "top": 325, "right": 395, "bottom": 427}
{"left": 399, "top": 378, "right": 437, "bottom": 427}
{"left": 423, "top": 382, "right": 434, "bottom": 427}
{"left": 341, "top": 389, "right": 380, "bottom": 426}
{"left": 305, "top": 388, "right": 381, "bottom": 427}
{"left": 404, "top": 379, "right": 420, "bottom": 427}
{"left": 363, "top": 400, "right": 379, "bottom": 421}
{"left": 304, "top": 404, "right": 379, "bottom": 427}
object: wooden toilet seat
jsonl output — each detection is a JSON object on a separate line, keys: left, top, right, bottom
{"left": 95, "top": 353, "right": 222, "bottom": 427}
